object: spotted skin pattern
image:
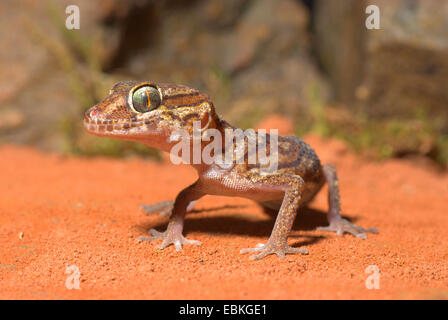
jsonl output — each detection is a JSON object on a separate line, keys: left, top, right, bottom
{"left": 84, "top": 81, "right": 377, "bottom": 260}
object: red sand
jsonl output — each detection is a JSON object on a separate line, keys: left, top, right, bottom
{"left": 0, "top": 133, "right": 447, "bottom": 299}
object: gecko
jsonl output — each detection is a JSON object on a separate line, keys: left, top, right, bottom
{"left": 84, "top": 81, "right": 377, "bottom": 260}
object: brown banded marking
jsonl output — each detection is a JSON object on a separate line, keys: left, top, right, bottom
{"left": 162, "top": 92, "right": 202, "bottom": 104}
{"left": 161, "top": 111, "right": 182, "bottom": 122}
{"left": 162, "top": 94, "right": 209, "bottom": 110}
{"left": 170, "top": 101, "right": 209, "bottom": 109}
{"left": 158, "top": 83, "right": 209, "bottom": 110}
{"left": 242, "top": 135, "right": 322, "bottom": 183}
{"left": 179, "top": 112, "right": 199, "bottom": 123}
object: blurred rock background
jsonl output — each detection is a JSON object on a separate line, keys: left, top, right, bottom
{"left": 0, "top": 0, "right": 447, "bottom": 165}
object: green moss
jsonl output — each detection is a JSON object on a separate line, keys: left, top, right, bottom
{"left": 296, "top": 103, "right": 448, "bottom": 166}
{"left": 434, "top": 135, "right": 448, "bottom": 165}
{"left": 308, "top": 82, "right": 330, "bottom": 137}
{"left": 235, "top": 103, "right": 269, "bottom": 130}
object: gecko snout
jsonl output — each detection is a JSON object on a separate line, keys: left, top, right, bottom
{"left": 84, "top": 106, "right": 101, "bottom": 123}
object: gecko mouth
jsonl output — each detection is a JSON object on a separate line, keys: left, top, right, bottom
{"left": 83, "top": 113, "right": 148, "bottom": 134}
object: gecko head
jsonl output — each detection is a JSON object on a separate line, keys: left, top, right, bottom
{"left": 84, "top": 81, "right": 218, "bottom": 144}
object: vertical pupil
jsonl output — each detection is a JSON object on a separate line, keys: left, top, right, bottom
{"left": 140, "top": 91, "right": 149, "bottom": 106}
{"left": 133, "top": 89, "right": 149, "bottom": 112}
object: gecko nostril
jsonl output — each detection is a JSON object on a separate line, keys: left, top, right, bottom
{"left": 90, "top": 109, "right": 99, "bottom": 119}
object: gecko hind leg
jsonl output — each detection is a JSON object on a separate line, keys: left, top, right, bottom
{"left": 141, "top": 200, "right": 197, "bottom": 217}
{"left": 141, "top": 200, "right": 173, "bottom": 216}
{"left": 317, "top": 163, "right": 378, "bottom": 239}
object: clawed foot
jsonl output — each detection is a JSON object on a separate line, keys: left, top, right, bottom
{"left": 138, "top": 228, "right": 201, "bottom": 251}
{"left": 317, "top": 218, "right": 378, "bottom": 239}
{"left": 240, "top": 242, "right": 309, "bottom": 260}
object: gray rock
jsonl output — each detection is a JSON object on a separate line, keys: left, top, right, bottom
{"left": 128, "top": 0, "right": 329, "bottom": 125}
{"left": 314, "top": 0, "right": 366, "bottom": 104}
{"left": 362, "top": 0, "right": 448, "bottom": 131}
{"left": 314, "top": 0, "right": 448, "bottom": 133}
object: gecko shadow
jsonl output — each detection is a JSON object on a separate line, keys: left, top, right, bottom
{"left": 135, "top": 205, "right": 363, "bottom": 248}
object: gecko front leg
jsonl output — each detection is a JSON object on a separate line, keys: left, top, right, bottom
{"left": 317, "top": 163, "right": 378, "bottom": 238}
{"left": 241, "top": 174, "right": 309, "bottom": 260}
{"left": 138, "top": 180, "right": 204, "bottom": 251}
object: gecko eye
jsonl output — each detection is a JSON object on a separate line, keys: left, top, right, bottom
{"left": 132, "top": 85, "right": 161, "bottom": 113}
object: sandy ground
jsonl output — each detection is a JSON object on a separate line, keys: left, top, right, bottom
{"left": 1, "top": 126, "right": 447, "bottom": 299}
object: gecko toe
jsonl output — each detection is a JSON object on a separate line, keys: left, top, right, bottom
{"left": 183, "top": 239, "right": 202, "bottom": 246}
{"left": 149, "top": 228, "right": 164, "bottom": 237}
{"left": 249, "top": 252, "right": 269, "bottom": 260}
{"left": 355, "top": 233, "right": 367, "bottom": 240}
{"left": 276, "top": 251, "right": 286, "bottom": 259}
{"left": 242, "top": 242, "right": 308, "bottom": 260}
{"left": 137, "top": 236, "right": 154, "bottom": 242}
{"left": 139, "top": 228, "right": 201, "bottom": 251}
{"left": 173, "top": 240, "right": 183, "bottom": 251}
{"left": 157, "top": 241, "right": 172, "bottom": 250}
{"left": 240, "top": 243, "right": 265, "bottom": 254}
{"left": 137, "top": 229, "right": 163, "bottom": 243}
{"left": 317, "top": 218, "right": 378, "bottom": 239}
{"left": 367, "top": 227, "right": 379, "bottom": 234}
